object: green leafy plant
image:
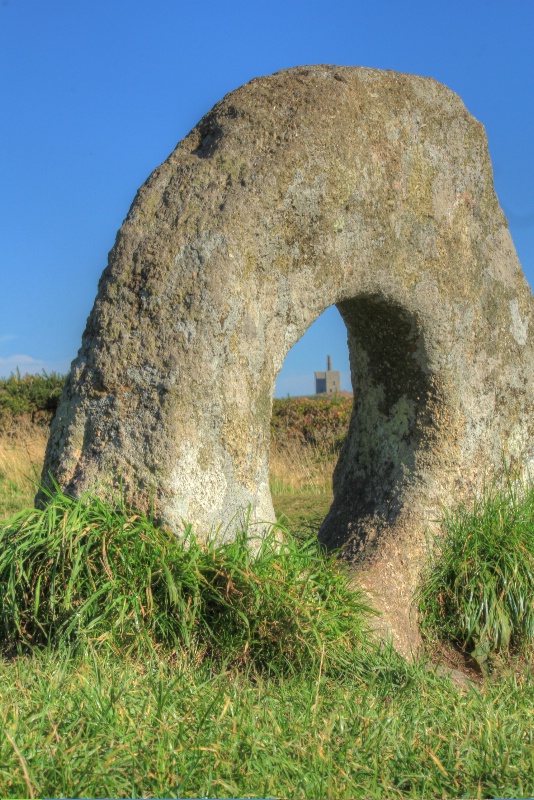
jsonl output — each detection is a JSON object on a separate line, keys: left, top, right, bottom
{"left": 418, "top": 476, "right": 534, "bottom": 665}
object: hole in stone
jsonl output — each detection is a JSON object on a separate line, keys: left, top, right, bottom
{"left": 270, "top": 306, "right": 352, "bottom": 535}
{"left": 270, "top": 295, "right": 437, "bottom": 555}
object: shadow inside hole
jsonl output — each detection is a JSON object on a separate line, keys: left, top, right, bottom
{"left": 317, "top": 294, "right": 437, "bottom": 558}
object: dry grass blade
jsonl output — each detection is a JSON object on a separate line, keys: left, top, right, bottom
{"left": 4, "top": 730, "right": 35, "bottom": 799}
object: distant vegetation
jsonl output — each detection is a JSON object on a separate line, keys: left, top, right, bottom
{"left": 0, "top": 371, "right": 64, "bottom": 429}
{"left": 1, "top": 373, "right": 353, "bottom": 442}
{"left": 270, "top": 396, "right": 352, "bottom": 527}
{"left": 271, "top": 395, "right": 352, "bottom": 455}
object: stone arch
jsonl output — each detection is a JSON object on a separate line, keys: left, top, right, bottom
{"left": 40, "top": 66, "right": 534, "bottom": 653}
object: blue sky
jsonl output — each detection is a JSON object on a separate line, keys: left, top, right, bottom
{"left": 1, "top": 0, "right": 533, "bottom": 396}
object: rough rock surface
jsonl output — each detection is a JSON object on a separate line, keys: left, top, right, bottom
{"left": 40, "top": 66, "right": 534, "bottom": 655}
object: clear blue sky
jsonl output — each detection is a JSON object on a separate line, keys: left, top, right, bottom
{"left": 1, "top": 1, "right": 533, "bottom": 397}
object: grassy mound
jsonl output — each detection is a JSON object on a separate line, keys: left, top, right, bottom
{"left": 0, "top": 489, "right": 374, "bottom": 674}
{"left": 418, "top": 478, "right": 534, "bottom": 665}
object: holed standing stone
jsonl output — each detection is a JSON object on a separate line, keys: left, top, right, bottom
{"left": 40, "top": 66, "right": 534, "bottom": 654}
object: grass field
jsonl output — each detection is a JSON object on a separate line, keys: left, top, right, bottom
{"left": 0, "top": 425, "right": 47, "bottom": 520}
{"left": 3, "top": 645, "right": 534, "bottom": 799}
{"left": 1, "top": 419, "right": 534, "bottom": 798}
{"left": 269, "top": 437, "right": 335, "bottom": 530}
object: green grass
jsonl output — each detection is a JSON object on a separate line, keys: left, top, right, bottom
{"left": 418, "top": 477, "right": 534, "bottom": 667}
{"left": 272, "top": 493, "right": 333, "bottom": 534}
{"left": 0, "top": 488, "right": 374, "bottom": 677}
{"left": 2, "top": 476, "right": 534, "bottom": 796}
{"left": 2, "top": 643, "right": 534, "bottom": 797}
{"left": 0, "top": 469, "right": 33, "bottom": 520}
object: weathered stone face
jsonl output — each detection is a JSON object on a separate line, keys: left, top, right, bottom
{"left": 40, "top": 65, "right": 533, "bottom": 654}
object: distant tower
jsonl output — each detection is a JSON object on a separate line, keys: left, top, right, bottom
{"left": 315, "top": 354, "right": 340, "bottom": 395}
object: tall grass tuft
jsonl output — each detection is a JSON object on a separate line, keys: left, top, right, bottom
{"left": 0, "top": 488, "right": 374, "bottom": 674}
{"left": 418, "top": 477, "right": 534, "bottom": 664}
